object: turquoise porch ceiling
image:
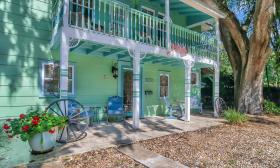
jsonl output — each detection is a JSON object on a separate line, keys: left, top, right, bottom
{"left": 149, "top": 0, "right": 212, "bottom": 25}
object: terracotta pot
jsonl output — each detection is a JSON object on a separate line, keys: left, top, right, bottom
{"left": 28, "top": 128, "right": 57, "bottom": 154}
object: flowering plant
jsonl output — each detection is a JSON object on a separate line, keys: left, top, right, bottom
{"left": 2, "top": 109, "right": 67, "bottom": 141}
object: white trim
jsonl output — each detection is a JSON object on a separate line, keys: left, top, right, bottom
{"left": 179, "top": 0, "right": 226, "bottom": 19}
{"left": 158, "top": 12, "right": 165, "bottom": 18}
{"left": 40, "top": 61, "right": 75, "bottom": 97}
{"left": 65, "top": 26, "right": 167, "bottom": 55}
{"left": 187, "top": 18, "right": 214, "bottom": 29}
{"left": 159, "top": 73, "right": 170, "bottom": 98}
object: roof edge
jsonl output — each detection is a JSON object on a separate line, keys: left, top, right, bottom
{"left": 180, "top": 0, "right": 226, "bottom": 19}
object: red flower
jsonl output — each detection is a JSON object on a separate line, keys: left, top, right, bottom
{"left": 22, "top": 125, "right": 30, "bottom": 132}
{"left": 19, "top": 114, "right": 25, "bottom": 119}
{"left": 48, "top": 129, "right": 55, "bottom": 134}
{"left": 31, "top": 116, "right": 40, "bottom": 125}
{"left": 32, "top": 116, "right": 40, "bottom": 121}
{"left": 2, "top": 124, "right": 10, "bottom": 130}
{"left": 32, "top": 119, "right": 40, "bottom": 125}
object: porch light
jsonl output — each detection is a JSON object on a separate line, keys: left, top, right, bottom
{"left": 112, "top": 63, "right": 118, "bottom": 79}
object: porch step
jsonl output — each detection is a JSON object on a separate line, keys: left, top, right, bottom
{"left": 118, "top": 144, "right": 188, "bottom": 168}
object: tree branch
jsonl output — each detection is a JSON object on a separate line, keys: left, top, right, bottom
{"left": 249, "top": 0, "right": 274, "bottom": 59}
{"left": 214, "top": 0, "right": 249, "bottom": 63}
{"left": 219, "top": 19, "right": 242, "bottom": 73}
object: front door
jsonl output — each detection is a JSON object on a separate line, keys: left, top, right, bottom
{"left": 123, "top": 70, "right": 133, "bottom": 114}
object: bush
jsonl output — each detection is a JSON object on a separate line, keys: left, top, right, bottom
{"left": 224, "top": 109, "right": 247, "bottom": 124}
{"left": 264, "top": 100, "right": 280, "bottom": 115}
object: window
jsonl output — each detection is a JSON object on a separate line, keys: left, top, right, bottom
{"left": 141, "top": 6, "right": 155, "bottom": 16}
{"left": 158, "top": 12, "right": 165, "bottom": 19}
{"left": 191, "top": 72, "right": 198, "bottom": 85}
{"left": 42, "top": 62, "right": 74, "bottom": 96}
{"left": 160, "top": 74, "right": 169, "bottom": 97}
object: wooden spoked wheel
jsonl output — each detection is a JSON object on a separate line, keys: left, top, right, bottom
{"left": 45, "top": 99, "right": 89, "bottom": 143}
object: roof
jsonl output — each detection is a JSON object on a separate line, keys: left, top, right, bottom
{"left": 180, "top": 0, "right": 226, "bottom": 19}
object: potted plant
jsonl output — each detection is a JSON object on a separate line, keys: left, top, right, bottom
{"left": 2, "top": 109, "right": 67, "bottom": 154}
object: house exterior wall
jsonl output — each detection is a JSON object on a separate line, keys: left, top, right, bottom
{"left": 142, "top": 62, "right": 201, "bottom": 117}
{"left": 0, "top": 0, "right": 206, "bottom": 119}
{"left": 0, "top": 0, "right": 52, "bottom": 118}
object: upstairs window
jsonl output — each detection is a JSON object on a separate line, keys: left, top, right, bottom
{"left": 160, "top": 74, "right": 169, "bottom": 97}
{"left": 41, "top": 62, "right": 74, "bottom": 96}
{"left": 141, "top": 6, "right": 155, "bottom": 16}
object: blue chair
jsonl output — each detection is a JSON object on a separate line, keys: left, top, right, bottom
{"left": 106, "top": 96, "right": 125, "bottom": 123}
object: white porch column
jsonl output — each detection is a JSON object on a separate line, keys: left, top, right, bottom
{"left": 184, "top": 60, "right": 192, "bottom": 122}
{"left": 165, "top": 0, "right": 171, "bottom": 49}
{"left": 60, "top": 0, "right": 70, "bottom": 99}
{"left": 213, "top": 64, "right": 220, "bottom": 117}
{"left": 59, "top": 33, "right": 69, "bottom": 99}
{"left": 213, "top": 19, "right": 221, "bottom": 117}
{"left": 132, "top": 49, "right": 141, "bottom": 129}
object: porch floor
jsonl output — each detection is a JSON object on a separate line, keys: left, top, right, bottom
{"left": 5, "top": 115, "right": 224, "bottom": 167}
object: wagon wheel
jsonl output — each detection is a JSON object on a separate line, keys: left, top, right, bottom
{"left": 214, "top": 97, "right": 228, "bottom": 117}
{"left": 45, "top": 99, "right": 89, "bottom": 143}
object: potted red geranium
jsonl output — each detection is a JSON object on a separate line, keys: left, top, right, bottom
{"left": 2, "top": 109, "right": 67, "bottom": 154}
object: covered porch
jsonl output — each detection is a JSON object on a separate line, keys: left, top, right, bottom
{"left": 49, "top": 38, "right": 220, "bottom": 129}
{"left": 51, "top": 0, "right": 221, "bottom": 129}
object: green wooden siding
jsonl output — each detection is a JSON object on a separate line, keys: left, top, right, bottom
{"left": 0, "top": 0, "right": 52, "bottom": 118}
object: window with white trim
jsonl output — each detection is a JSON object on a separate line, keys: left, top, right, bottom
{"left": 160, "top": 74, "right": 169, "bottom": 97}
{"left": 41, "top": 62, "right": 74, "bottom": 96}
{"left": 141, "top": 6, "right": 155, "bottom": 16}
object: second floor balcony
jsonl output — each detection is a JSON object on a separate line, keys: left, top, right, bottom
{"left": 52, "top": 0, "right": 218, "bottom": 60}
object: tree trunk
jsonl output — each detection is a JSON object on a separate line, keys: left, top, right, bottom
{"left": 216, "top": 0, "right": 274, "bottom": 114}
{"left": 235, "top": 63, "right": 265, "bottom": 114}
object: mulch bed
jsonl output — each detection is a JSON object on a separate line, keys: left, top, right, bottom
{"left": 63, "top": 148, "right": 145, "bottom": 168}
{"left": 138, "top": 115, "right": 280, "bottom": 168}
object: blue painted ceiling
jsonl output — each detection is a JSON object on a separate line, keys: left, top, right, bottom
{"left": 149, "top": 0, "right": 212, "bottom": 25}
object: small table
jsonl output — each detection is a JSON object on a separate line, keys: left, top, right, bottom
{"left": 84, "top": 105, "right": 102, "bottom": 125}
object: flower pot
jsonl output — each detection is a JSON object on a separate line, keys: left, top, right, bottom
{"left": 28, "top": 128, "right": 57, "bottom": 154}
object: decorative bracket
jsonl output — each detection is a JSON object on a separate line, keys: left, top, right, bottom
{"left": 127, "top": 47, "right": 147, "bottom": 60}
{"left": 183, "top": 60, "right": 194, "bottom": 68}
{"left": 69, "top": 37, "right": 80, "bottom": 49}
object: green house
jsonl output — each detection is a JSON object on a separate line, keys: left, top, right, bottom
{"left": 0, "top": 0, "right": 225, "bottom": 128}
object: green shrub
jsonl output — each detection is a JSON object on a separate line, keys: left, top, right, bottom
{"left": 224, "top": 109, "right": 247, "bottom": 124}
{"left": 264, "top": 100, "right": 280, "bottom": 115}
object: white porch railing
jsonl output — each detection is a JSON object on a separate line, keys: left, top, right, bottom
{"left": 51, "top": 0, "right": 217, "bottom": 60}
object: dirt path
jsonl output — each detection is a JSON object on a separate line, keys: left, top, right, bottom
{"left": 138, "top": 115, "right": 280, "bottom": 168}
{"left": 63, "top": 148, "right": 145, "bottom": 168}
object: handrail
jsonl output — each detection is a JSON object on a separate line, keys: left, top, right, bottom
{"left": 171, "top": 24, "right": 217, "bottom": 59}
{"left": 51, "top": 0, "right": 217, "bottom": 60}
